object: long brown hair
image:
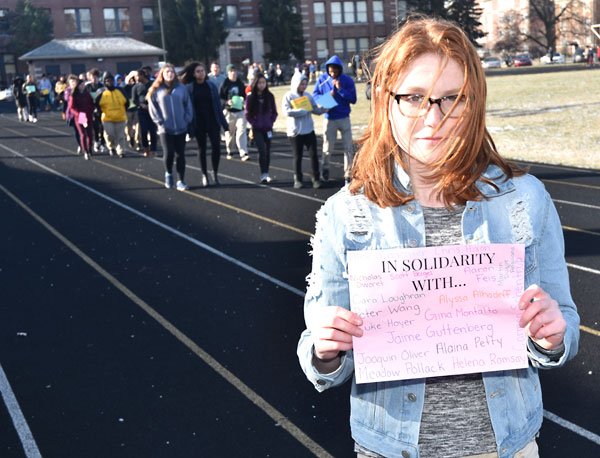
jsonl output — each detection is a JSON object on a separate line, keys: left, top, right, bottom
{"left": 246, "top": 73, "right": 275, "bottom": 119}
{"left": 147, "top": 64, "right": 177, "bottom": 101}
{"left": 350, "top": 17, "right": 525, "bottom": 208}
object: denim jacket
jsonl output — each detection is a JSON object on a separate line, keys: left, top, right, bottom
{"left": 297, "top": 164, "right": 580, "bottom": 458}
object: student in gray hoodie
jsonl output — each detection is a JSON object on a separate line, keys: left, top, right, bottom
{"left": 148, "top": 64, "right": 194, "bottom": 191}
{"left": 282, "top": 72, "right": 327, "bottom": 189}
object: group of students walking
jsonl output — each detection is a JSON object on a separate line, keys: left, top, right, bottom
{"left": 11, "top": 54, "right": 358, "bottom": 191}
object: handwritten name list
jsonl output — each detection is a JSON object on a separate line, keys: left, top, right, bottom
{"left": 347, "top": 243, "right": 528, "bottom": 384}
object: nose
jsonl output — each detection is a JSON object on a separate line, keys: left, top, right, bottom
{"left": 423, "top": 101, "right": 444, "bottom": 127}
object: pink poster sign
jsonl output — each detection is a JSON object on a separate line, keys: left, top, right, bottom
{"left": 347, "top": 243, "right": 528, "bottom": 384}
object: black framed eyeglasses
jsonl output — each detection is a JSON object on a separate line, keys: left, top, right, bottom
{"left": 390, "top": 92, "right": 466, "bottom": 118}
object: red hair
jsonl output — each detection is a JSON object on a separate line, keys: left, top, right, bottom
{"left": 350, "top": 17, "right": 525, "bottom": 208}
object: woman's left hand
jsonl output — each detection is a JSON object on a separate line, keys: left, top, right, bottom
{"left": 518, "top": 284, "right": 567, "bottom": 350}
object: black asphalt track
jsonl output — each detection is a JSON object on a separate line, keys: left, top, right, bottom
{"left": 0, "top": 109, "right": 598, "bottom": 458}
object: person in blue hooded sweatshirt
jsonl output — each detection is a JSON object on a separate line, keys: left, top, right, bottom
{"left": 312, "top": 55, "right": 357, "bottom": 183}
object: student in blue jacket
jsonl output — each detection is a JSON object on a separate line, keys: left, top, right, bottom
{"left": 312, "top": 55, "right": 357, "bottom": 183}
{"left": 298, "top": 17, "right": 579, "bottom": 458}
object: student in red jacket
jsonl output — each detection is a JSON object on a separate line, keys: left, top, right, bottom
{"left": 69, "top": 79, "right": 95, "bottom": 160}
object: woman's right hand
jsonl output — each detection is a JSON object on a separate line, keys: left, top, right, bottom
{"left": 312, "top": 306, "right": 363, "bottom": 362}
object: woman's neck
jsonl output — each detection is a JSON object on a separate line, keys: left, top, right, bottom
{"left": 406, "top": 161, "right": 445, "bottom": 208}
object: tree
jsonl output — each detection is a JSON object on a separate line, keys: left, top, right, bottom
{"left": 158, "top": 0, "right": 228, "bottom": 65}
{"left": 446, "top": 1, "right": 486, "bottom": 46}
{"left": 493, "top": 11, "right": 525, "bottom": 55}
{"left": 526, "top": 0, "right": 573, "bottom": 55}
{"left": 6, "top": 0, "right": 53, "bottom": 58}
{"left": 404, "top": 0, "right": 485, "bottom": 46}
{"left": 259, "top": 0, "right": 305, "bottom": 62}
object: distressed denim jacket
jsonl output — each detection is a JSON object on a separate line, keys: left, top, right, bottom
{"left": 297, "top": 164, "right": 580, "bottom": 458}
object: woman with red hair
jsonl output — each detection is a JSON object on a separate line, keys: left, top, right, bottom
{"left": 298, "top": 17, "right": 579, "bottom": 458}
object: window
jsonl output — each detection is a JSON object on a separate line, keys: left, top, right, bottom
{"left": 313, "top": 2, "right": 326, "bottom": 25}
{"left": 316, "top": 39, "right": 329, "bottom": 59}
{"left": 343, "top": 2, "right": 354, "bottom": 24}
{"left": 356, "top": 2, "right": 367, "bottom": 23}
{"left": 215, "top": 5, "right": 239, "bottom": 28}
{"left": 333, "top": 39, "right": 344, "bottom": 55}
{"left": 332, "top": 2, "right": 367, "bottom": 24}
{"left": 331, "top": 2, "right": 342, "bottom": 24}
{"left": 331, "top": 38, "right": 368, "bottom": 60}
{"left": 359, "top": 38, "right": 369, "bottom": 52}
{"left": 104, "top": 8, "right": 130, "bottom": 33}
{"left": 64, "top": 9, "right": 92, "bottom": 34}
{"left": 0, "top": 9, "right": 8, "bottom": 35}
{"left": 142, "top": 8, "right": 158, "bottom": 32}
{"left": 373, "top": 1, "right": 384, "bottom": 23}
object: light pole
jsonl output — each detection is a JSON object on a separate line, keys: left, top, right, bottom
{"left": 157, "top": 0, "right": 167, "bottom": 62}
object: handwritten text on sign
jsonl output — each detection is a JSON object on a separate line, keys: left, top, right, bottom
{"left": 347, "top": 244, "right": 528, "bottom": 384}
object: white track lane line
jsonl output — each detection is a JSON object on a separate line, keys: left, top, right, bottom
{"left": 2, "top": 141, "right": 600, "bottom": 446}
{"left": 0, "top": 363, "right": 43, "bottom": 458}
{"left": 3, "top": 118, "right": 330, "bottom": 205}
{"left": 0, "top": 142, "right": 306, "bottom": 297}
{"left": 543, "top": 410, "right": 600, "bottom": 445}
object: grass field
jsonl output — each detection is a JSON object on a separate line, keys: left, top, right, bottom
{"left": 269, "top": 68, "right": 600, "bottom": 170}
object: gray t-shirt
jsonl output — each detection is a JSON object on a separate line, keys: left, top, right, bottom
{"left": 355, "top": 205, "right": 497, "bottom": 458}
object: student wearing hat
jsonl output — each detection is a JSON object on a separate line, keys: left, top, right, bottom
{"left": 219, "top": 64, "right": 249, "bottom": 161}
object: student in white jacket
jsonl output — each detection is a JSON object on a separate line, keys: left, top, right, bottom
{"left": 282, "top": 73, "right": 327, "bottom": 189}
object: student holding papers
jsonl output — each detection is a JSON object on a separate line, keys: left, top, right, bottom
{"left": 282, "top": 72, "right": 327, "bottom": 189}
{"left": 298, "top": 17, "right": 579, "bottom": 458}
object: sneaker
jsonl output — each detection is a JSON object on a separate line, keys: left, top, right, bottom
{"left": 241, "top": 154, "right": 250, "bottom": 161}
{"left": 77, "top": 146, "right": 82, "bottom": 155}
{"left": 294, "top": 179, "right": 303, "bottom": 189}
{"left": 93, "top": 142, "right": 100, "bottom": 153}
{"left": 118, "top": 151, "right": 125, "bottom": 158}
{"left": 165, "top": 172, "right": 173, "bottom": 189}
{"left": 143, "top": 149, "right": 149, "bottom": 157}
{"left": 226, "top": 154, "right": 233, "bottom": 160}
{"left": 109, "top": 148, "right": 116, "bottom": 156}
{"left": 212, "top": 171, "right": 220, "bottom": 186}
{"left": 176, "top": 180, "right": 189, "bottom": 191}
{"left": 101, "top": 145, "right": 108, "bottom": 153}
{"left": 312, "top": 178, "right": 323, "bottom": 189}
{"left": 201, "top": 174, "right": 209, "bottom": 187}
{"left": 31, "top": 117, "right": 38, "bottom": 123}
{"left": 322, "top": 169, "right": 330, "bottom": 182}
{"left": 84, "top": 152, "right": 90, "bottom": 160}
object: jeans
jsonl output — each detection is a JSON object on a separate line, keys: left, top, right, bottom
{"left": 160, "top": 132, "right": 187, "bottom": 180}
{"left": 26, "top": 95, "right": 37, "bottom": 119}
{"left": 289, "top": 132, "right": 319, "bottom": 181}
{"left": 138, "top": 109, "right": 158, "bottom": 152}
{"left": 322, "top": 116, "right": 354, "bottom": 179}
{"left": 195, "top": 125, "right": 221, "bottom": 175}
{"left": 253, "top": 129, "right": 271, "bottom": 174}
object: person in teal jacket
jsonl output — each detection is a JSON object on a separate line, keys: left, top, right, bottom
{"left": 298, "top": 17, "right": 579, "bottom": 458}
{"left": 312, "top": 55, "right": 357, "bottom": 183}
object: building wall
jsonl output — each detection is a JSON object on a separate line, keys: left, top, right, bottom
{"left": 0, "top": 0, "right": 158, "bottom": 85}
{"left": 1, "top": 0, "right": 155, "bottom": 41}
{"left": 213, "top": 0, "right": 400, "bottom": 68}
